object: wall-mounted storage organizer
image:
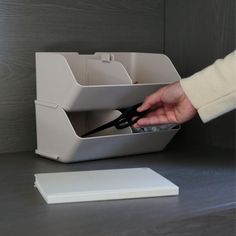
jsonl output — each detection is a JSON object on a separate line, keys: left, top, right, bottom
{"left": 35, "top": 52, "right": 181, "bottom": 163}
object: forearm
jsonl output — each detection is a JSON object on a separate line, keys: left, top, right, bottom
{"left": 180, "top": 50, "right": 236, "bottom": 122}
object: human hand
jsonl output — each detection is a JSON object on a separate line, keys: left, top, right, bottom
{"left": 133, "top": 81, "right": 197, "bottom": 128}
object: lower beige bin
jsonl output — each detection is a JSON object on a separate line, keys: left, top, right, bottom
{"left": 35, "top": 101, "right": 180, "bottom": 163}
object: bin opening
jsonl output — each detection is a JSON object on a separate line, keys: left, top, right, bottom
{"left": 62, "top": 53, "right": 179, "bottom": 86}
{"left": 66, "top": 110, "right": 179, "bottom": 138}
{"left": 66, "top": 110, "right": 132, "bottom": 137}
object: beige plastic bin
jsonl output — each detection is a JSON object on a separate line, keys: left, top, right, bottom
{"left": 36, "top": 52, "right": 180, "bottom": 111}
{"left": 35, "top": 52, "right": 181, "bottom": 163}
{"left": 35, "top": 101, "right": 179, "bottom": 163}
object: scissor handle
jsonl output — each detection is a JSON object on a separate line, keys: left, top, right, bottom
{"left": 115, "top": 103, "right": 148, "bottom": 129}
{"left": 115, "top": 117, "right": 132, "bottom": 129}
{"left": 81, "top": 103, "right": 149, "bottom": 137}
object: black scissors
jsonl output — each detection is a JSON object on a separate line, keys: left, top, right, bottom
{"left": 81, "top": 103, "right": 149, "bottom": 137}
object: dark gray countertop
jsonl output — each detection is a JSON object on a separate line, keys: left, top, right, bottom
{"left": 0, "top": 147, "right": 235, "bottom": 236}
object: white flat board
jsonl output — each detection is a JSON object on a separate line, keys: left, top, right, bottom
{"left": 34, "top": 168, "right": 179, "bottom": 204}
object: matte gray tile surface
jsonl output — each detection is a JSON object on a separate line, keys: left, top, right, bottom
{"left": 0, "top": 147, "right": 235, "bottom": 235}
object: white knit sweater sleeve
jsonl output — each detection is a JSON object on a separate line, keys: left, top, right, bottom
{"left": 180, "top": 50, "right": 236, "bottom": 123}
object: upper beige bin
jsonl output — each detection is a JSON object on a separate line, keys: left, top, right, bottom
{"left": 36, "top": 52, "right": 180, "bottom": 111}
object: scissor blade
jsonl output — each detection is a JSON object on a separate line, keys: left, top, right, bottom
{"left": 81, "top": 103, "right": 147, "bottom": 137}
{"left": 81, "top": 120, "right": 115, "bottom": 137}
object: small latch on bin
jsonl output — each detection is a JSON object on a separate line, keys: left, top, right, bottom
{"left": 100, "top": 53, "right": 114, "bottom": 63}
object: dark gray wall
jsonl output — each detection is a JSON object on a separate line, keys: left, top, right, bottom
{"left": 165, "top": 0, "right": 235, "bottom": 149}
{"left": 0, "top": 0, "right": 235, "bottom": 153}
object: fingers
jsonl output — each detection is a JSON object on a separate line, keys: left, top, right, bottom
{"left": 133, "top": 107, "right": 166, "bottom": 128}
{"left": 136, "top": 115, "right": 171, "bottom": 127}
{"left": 137, "top": 88, "right": 164, "bottom": 112}
{"left": 133, "top": 81, "right": 194, "bottom": 128}
{"left": 133, "top": 109, "right": 169, "bottom": 128}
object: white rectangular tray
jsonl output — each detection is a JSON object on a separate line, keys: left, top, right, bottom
{"left": 34, "top": 168, "right": 179, "bottom": 204}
